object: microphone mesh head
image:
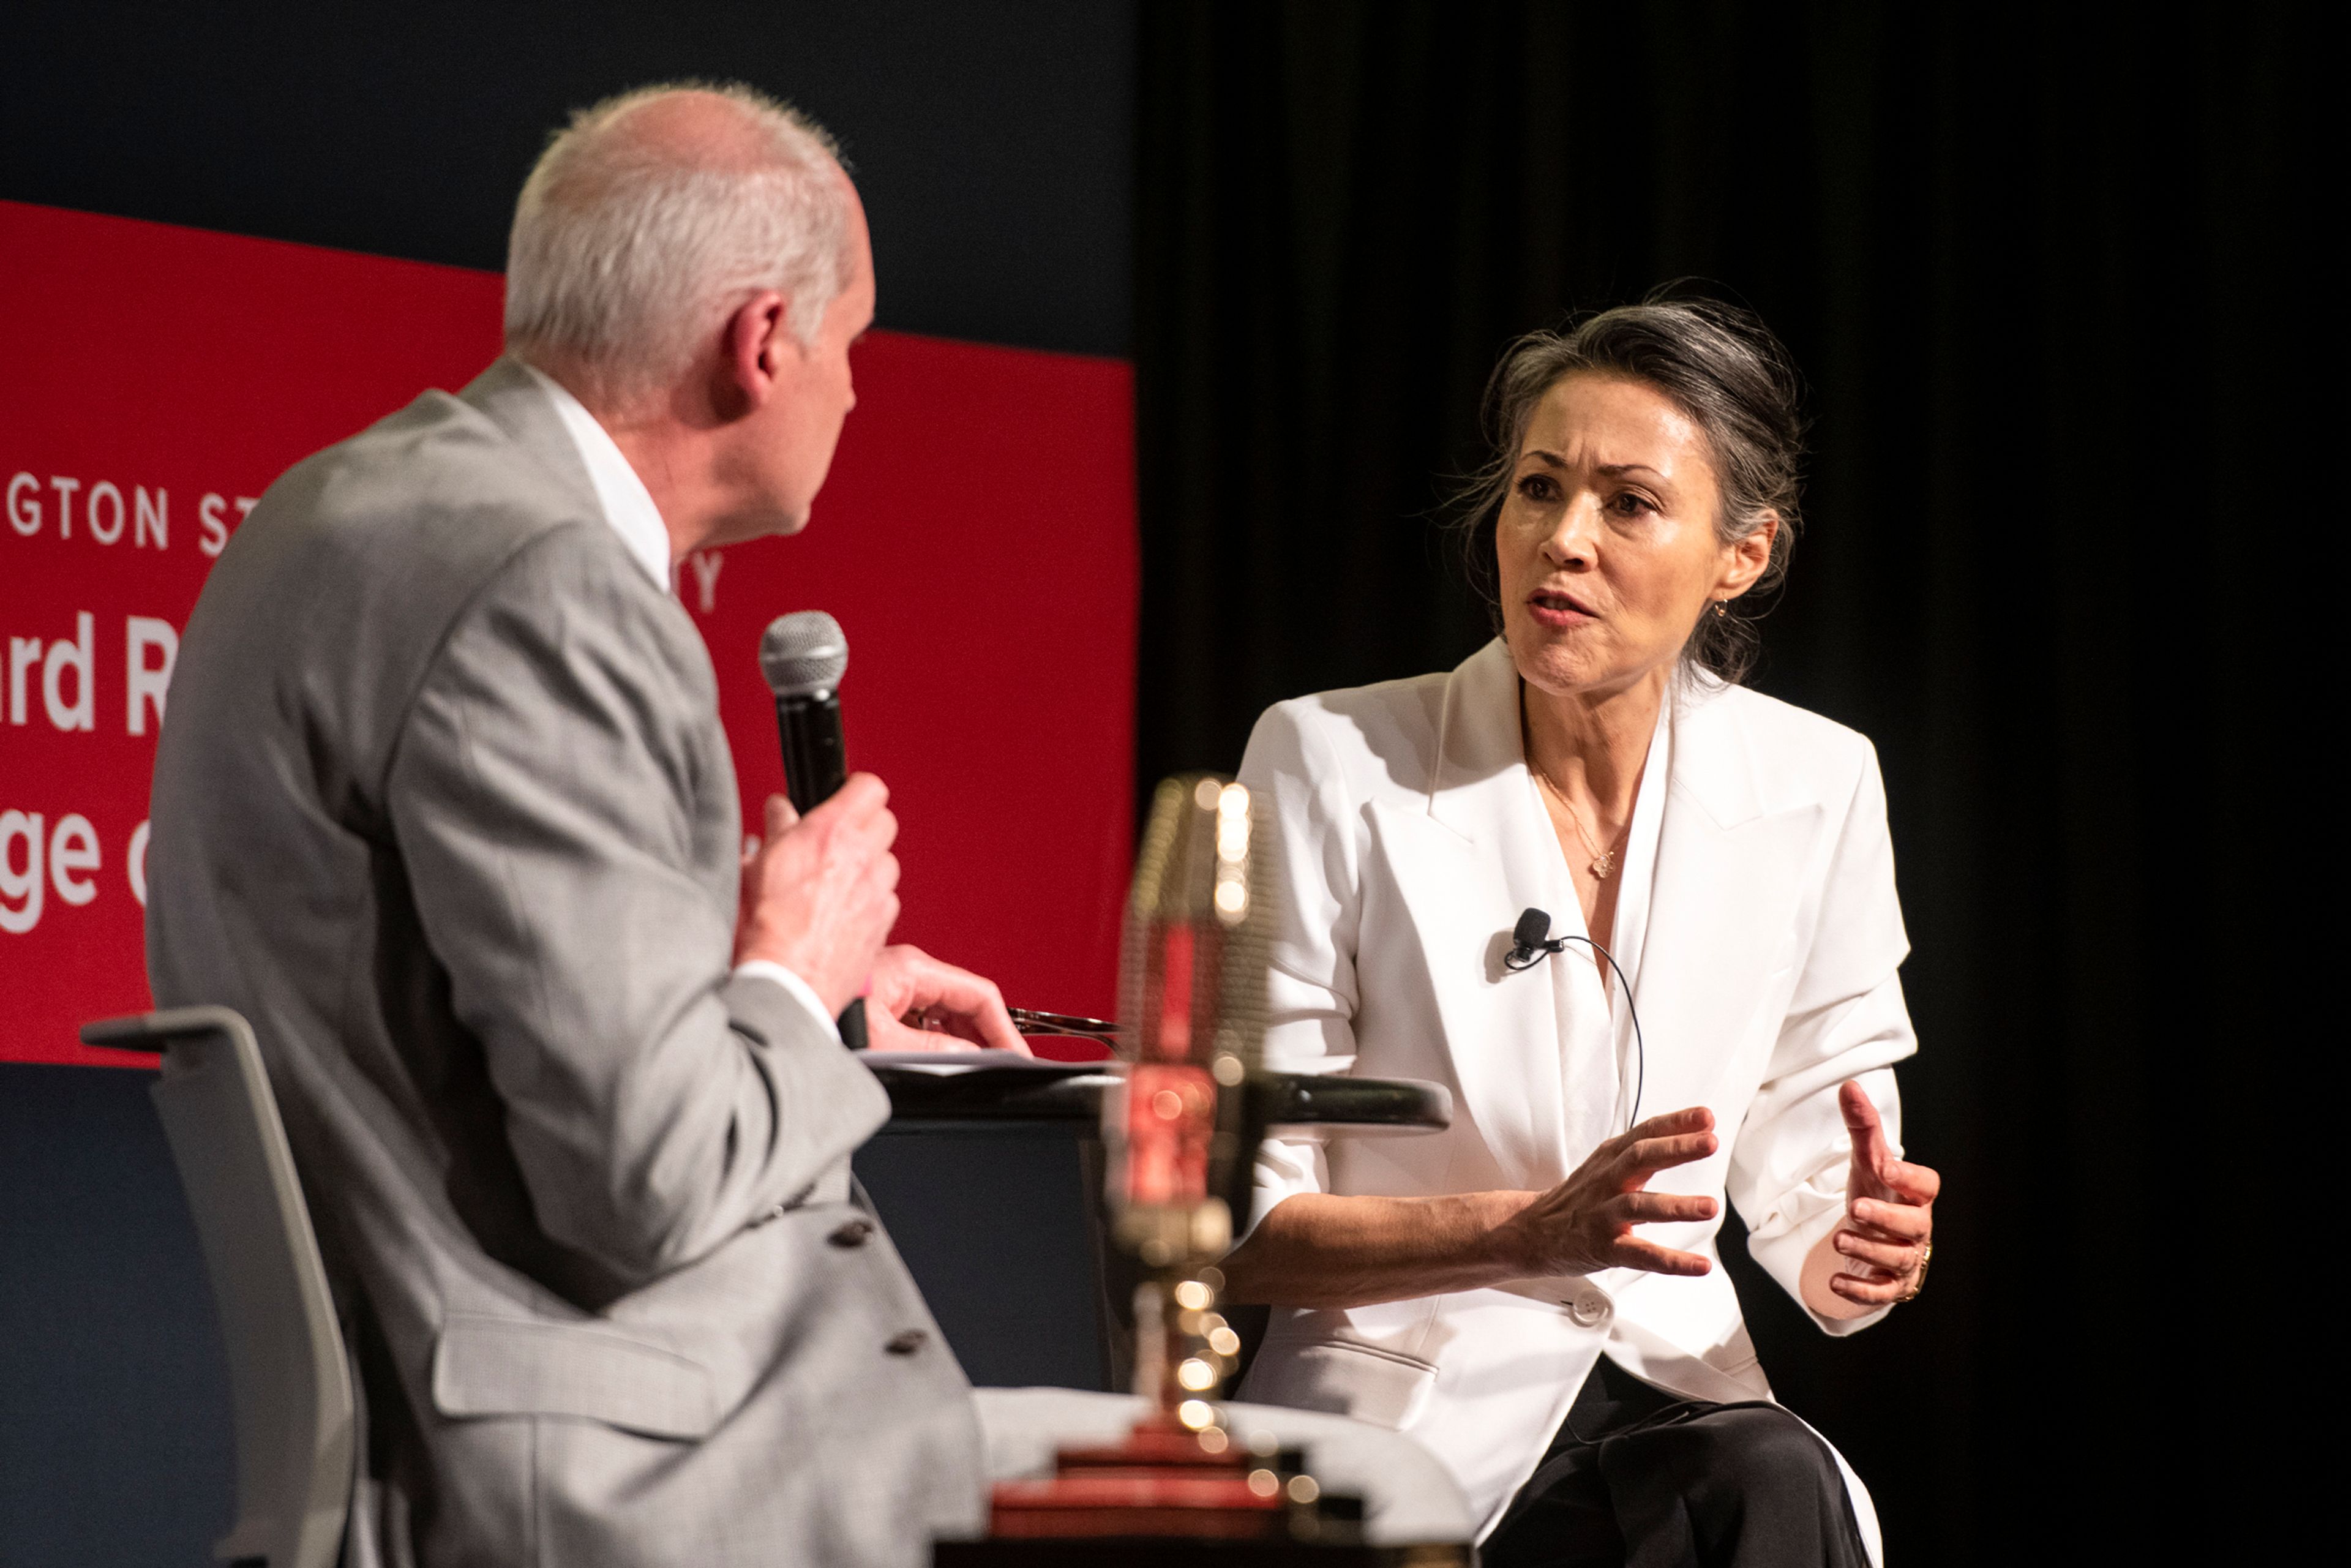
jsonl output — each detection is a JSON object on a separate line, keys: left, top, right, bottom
{"left": 759, "top": 611, "right": 849, "bottom": 697}
{"left": 1513, "top": 907, "right": 1553, "bottom": 950}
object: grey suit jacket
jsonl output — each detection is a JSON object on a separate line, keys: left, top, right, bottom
{"left": 146, "top": 358, "right": 983, "bottom": 1567}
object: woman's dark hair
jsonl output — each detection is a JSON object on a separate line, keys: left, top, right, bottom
{"left": 1457, "top": 289, "right": 1806, "bottom": 684}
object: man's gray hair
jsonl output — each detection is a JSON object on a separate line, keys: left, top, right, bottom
{"left": 504, "top": 81, "right": 852, "bottom": 411}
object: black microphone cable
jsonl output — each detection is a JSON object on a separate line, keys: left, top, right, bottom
{"left": 1504, "top": 907, "right": 1644, "bottom": 1130}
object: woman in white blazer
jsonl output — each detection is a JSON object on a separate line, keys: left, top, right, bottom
{"left": 1222, "top": 299, "right": 1940, "bottom": 1567}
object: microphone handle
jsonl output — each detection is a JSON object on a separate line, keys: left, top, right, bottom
{"left": 773, "top": 691, "right": 866, "bottom": 1048}
{"left": 774, "top": 691, "right": 847, "bottom": 815}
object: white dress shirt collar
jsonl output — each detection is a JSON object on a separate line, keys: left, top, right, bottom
{"left": 520, "top": 362, "right": 673, "bottom": 593}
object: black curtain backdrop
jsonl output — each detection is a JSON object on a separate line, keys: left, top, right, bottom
{"left": 1136, "top": 5, "right": 2325, "bottom": 1561}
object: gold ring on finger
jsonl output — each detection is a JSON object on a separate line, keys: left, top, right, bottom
{"left": 1901, "top": 1241, "right": 1933, "bottom": 1302}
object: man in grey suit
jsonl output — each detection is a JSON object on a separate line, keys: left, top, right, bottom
{"left": 147, "top": 83, "right": 1466, "bottom": 1567}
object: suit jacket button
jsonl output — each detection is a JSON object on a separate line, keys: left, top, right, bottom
{"left": 885, "top": 1329, "right": 928, "bottom": 1356}
{"left": 828, "top": 1218, "right": 875, "bottom": 1248}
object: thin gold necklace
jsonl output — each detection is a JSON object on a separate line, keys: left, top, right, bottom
{"left": 1533, "top": 765, "right": 1623, "bottom": 881}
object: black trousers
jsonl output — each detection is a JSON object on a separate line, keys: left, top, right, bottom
{"left": 1479, "top": 1357, "right": 1870, "bottom": 1568}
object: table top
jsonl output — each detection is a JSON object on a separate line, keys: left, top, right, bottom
{"left": 863, "top": 1053, "right": 1452, "bottom": 1137}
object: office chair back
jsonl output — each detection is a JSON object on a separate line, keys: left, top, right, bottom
{"left": 83, "top": 1007, "right": 354, "bottom": 1568}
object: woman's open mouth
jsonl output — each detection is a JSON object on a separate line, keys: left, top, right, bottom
{"left": 1528, "top": 588, "right": 1598, "bottom": 628}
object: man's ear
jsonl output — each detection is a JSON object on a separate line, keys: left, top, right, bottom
{"left": 718, "top": 290, "right": 792, "bottom": 418}
{"left": 1718, "top": 510, "right": 1780, "bottom": 598}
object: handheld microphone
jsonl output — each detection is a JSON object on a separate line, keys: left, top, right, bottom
{"left": 759, "top": 611, "right": 849, "bottom": 814}
{"left": 757, "top": 611, "right": 867, "bottom": 1050}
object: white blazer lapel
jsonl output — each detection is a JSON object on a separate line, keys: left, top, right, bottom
{"left": 1368, "top": 641, "right": 1578, "bottom": 1189}
{"left": 1632, "top": 683, "right": 1823, "bottom": 1121}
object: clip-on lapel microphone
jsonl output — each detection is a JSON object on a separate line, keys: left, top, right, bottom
{"left": 1504, "top": 907, "right": 1570, "bottom": 971}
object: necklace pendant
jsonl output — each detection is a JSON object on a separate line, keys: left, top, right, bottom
{"left": 1591, "top": 851, "right": 1616, "bottom": 880}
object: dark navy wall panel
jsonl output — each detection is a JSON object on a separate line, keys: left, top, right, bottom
{"left": 0, "top": 1064, "right": 1106, "bottom": 1565}
{"left": 0, "top": 1, "right": 1136, "bottom": 358}
{"left": 0, "top": 1065, "right": 234, "bottom": 1568}
{"left": 854, "top": 1125, "right": 1112, "bottom": 1395}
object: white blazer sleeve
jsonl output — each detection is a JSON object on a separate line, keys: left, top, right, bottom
{"left": 1237, "top": 700, "right": 1364, "bottom": 1234}
{"left": 1726, "top": 739, "right": 1918, "bottom": 1336}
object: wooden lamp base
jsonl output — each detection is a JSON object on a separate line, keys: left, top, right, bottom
{"left": 931, "top": 1416, "right": 1468, "bottom": 1565}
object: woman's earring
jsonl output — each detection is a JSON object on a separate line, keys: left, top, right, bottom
{"left": 1714, "top": 600, "right": 1728, "bottom": 618}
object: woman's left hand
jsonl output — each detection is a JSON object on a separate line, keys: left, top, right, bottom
{"left": 1824, "top": 1079, "right": 1938, "bottom": 1308}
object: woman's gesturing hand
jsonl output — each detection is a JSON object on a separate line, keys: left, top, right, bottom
{"left": 1493, "top": 1107, "right": 1722, "bottom": 1278}
{"left": 1809, "top": 1079, "right": 1939, "bottom": 1313}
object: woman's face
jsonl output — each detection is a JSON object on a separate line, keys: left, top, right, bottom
{"left": 1496, "top": 372, "right": 1774, "bottom": 701}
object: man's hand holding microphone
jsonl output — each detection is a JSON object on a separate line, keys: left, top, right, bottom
{"left": 746, "top": 609, "right": 1028, "bottom": 1055}
{"left": 735, "top": 779, "right": 1029, "bottom": 1055}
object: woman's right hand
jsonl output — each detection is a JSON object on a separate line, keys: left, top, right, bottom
{"left": 1492, "top": 1107, "right": 1722, "bottom": 1278}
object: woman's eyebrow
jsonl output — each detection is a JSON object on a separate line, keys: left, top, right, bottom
{"left": 1519, "top": 451, "right": 1668, "bottom": 481}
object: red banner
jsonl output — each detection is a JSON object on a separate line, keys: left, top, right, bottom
{"left": 1, "top": 200, "right": 1135, "bottom": 1067}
